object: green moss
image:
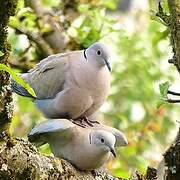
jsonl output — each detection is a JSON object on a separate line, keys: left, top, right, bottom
{"left": 0, "top": 0, "right": 18, "bottom": 135}
{"left": 16, "top": 167, "right": 35, "bottom": 180}
{"left": 0, "top": 170, "right": 12, "bottom": 180}
{"left": 0, "top": 0, "right": 18, "bottom": 53}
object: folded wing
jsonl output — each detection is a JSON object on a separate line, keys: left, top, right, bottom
{"left": 28, "top": 119, "right": 75, "bottom": 146}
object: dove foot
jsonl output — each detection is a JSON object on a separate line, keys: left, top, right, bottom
{"left": 80, "top": 117, "right": 94, "bottom": 127}
{"left": 88, "top": 119, "right": 100, "bottom": 124}
{"left": 76, "top": 117, "right": 100, "bottom": 127}
{"left": 69, "top": 117, "right": 100, "bottom": 127}
{"left": 82, "top": 117, "right": 100, "bottom": 126}
{"left": 69, "top": 119, "right": 87, "bottom": 128}
{"left": 70, "top": 117, "right": 93, "bottom": 127}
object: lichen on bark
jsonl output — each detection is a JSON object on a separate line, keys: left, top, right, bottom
{"left": 0, "top": 0, "right": 18, "bottom": 136}
{"left": 162, "top": 0, "right": 180, "bottom": 179}
{"left": 0, "top": 138, "right": 97, "bottom": 180}
{"left": 164, "top": 128, "right": 180, "bottom": 179}
{"left": 167, "top": 0, "right": 180, "bottom": 72}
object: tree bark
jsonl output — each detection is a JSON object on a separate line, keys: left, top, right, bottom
{"left": 162, "top": 0, "right": 180, "bottom": 180}
{"left": 167, "top": 0, "right": 180, "bottom": 73}
{"left": 0, "top": 138, "right": 118, "bottom": 180}
{"left": 0, "top": 0, "right": 17, "bottom": 137}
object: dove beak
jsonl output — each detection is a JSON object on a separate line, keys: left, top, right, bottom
{"left": 110, "top": 148, "right": 116, "bottom": 157}
{"left": 104, "top": 59, "right": 111, "bottom": 72}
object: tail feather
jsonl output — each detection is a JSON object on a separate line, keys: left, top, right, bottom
{"left": 28, "top": 133, "right": 46, "bottom": 147}
{"left": 11, "top": 79, "right": 35, "bottom": 98}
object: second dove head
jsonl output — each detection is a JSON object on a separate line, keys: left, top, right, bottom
{"left": 85, "top": 42, "right": 111, "bottom": 72}
{"left": 90, "top": 130, "right": 116, "bottom": 157}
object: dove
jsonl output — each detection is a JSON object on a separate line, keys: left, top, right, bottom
{"left": 12, "top": 42, "right": 111, "bottom": 126}
{"left": 28, "top": 119, "right": 128, "bottom": 170}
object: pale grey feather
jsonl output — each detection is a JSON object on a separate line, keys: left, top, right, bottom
{"left": 28, "top": 119, "right": 127, "bottom": 170}
{"left": 12, "top": 42, "right": 111, "bottom": 120}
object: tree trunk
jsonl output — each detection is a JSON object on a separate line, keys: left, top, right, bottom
{"left": 0, "top": 0, "right": 16, "bottom": 137}
{"left": 167, "top": 0, "right": 180, "bottom": 73}
{"left": 162, "top": 0, "right": 180, "bottom": 180}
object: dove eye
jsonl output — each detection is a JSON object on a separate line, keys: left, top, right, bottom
{"left": 97, "top": 50, "right": 101, "bottom": 56}
{"left": 100, "top": 138, "right": 105, "bottom": 143}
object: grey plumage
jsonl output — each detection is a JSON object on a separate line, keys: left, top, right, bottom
{"left": 11, "top": 79, "right": 34, "bottom": 98}
{"left": 28, "top": 119, "right": 127, "bottom": 170}
{"left": 12, "top": 42, "right": 111, "bottom": 120}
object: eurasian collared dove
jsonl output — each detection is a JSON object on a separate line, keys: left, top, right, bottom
{"left": 28, "top": 119, "right": 128, "bottom": 170}
{"left": 12, "top": 42, "right": 111, "bottom": 126}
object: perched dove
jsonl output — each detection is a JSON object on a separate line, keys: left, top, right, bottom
{"left": 12, "top": 42, "right": 111, "bottom": 125}
{"left": 28, "top": 119, "right": 128, "bottom": 170}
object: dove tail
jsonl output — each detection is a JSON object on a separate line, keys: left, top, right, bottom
{"left": 28, "top": 133, "right": 46, "bottom": 147}
{"left": 11, "top": 79, "right": 35, "bottom": 98}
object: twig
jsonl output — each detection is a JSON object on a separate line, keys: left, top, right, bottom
{"left": 8, "top": 61, "right": 33, "bottom": 72}
{"left": 166, "top": 98, "right": 180, "bottom": 103}
{"left": 156, "top": 2, "right": 171, "bottom": 26}
{"left": 25, "top": 0, "right": 68, "bottom": 52}
{"left": 10, "top": 25, "right": 53, "bottom": 57}
{"left": 18, "top": 44, "right": 31, "bottom": 58}
{"left": 167, "top": 90, "right": 180, "bottom": 96}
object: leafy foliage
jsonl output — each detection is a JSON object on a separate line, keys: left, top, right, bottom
{"left": 159, "top": 81, "right": 170, "bottom": 98}
{"left": 0, "top": 63, "right": 36, "bottom": 97}
{"left": 68, "top": 7, "right": 117, "bottom": 47}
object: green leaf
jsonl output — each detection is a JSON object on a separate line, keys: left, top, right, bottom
{"left": 0, "top": 51, "right": 4, "bottom": 57}
{"left": 101, "top": 0, "right": 118, "bottom": 10}
{"left": 156, "top": 99, "right": 165, "bottom": 108}
{"left": 41, "top": 0, "right": 59, "bottom": 7}
{"left": 159, "top": 81, "right": 171, "bottom": 98}
{"left": 0, "top": 63, "right": 36, "bottom": 97}
{"left": 78, "top": 4, "right": 90, "bottom": 13}
{"left": 149, "top": 10, "right": 167, "bottom": 26}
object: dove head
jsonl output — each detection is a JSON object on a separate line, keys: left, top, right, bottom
{"left": 84, "top": 42, "right": 111, "bottom": 72}
{"left": 90, "top": 130, "right": 116, "bottom": 157}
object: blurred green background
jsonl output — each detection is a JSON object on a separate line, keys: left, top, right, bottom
{"left": 8, "top": 0, "right": 180, "bottom": 178}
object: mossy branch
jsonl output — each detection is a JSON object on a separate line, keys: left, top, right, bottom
{"left": 0, "top": 0, "right": 18, "bottom": 135}
{"left": 167, "top": 0, "right": 180, "bottom": 72}
{"left": 162, "top": 0, "right": 180, "bottom": 179}
{"left": 0, "top": 138, "right": 157, "bottom": 180}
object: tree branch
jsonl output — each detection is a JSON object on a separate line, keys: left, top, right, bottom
{"left": 0, "top": 138, "right": 157, "bottom": 180}
{"left": 0, "top": 0, "right": 17, "bottom": 135}
{"left": 11, "top": 26, "right": 53, "bottom": 57}
{"left": 24, "top": 0, "right": 69, "bottom": 53}
{"left": 167, "top": 90, "right": 180, "bottom": 96}
{"left": 162, "top": 0, "right": 180, "bottom": 179}
{"left": 166, "top": 99, "right": 180, "bottom": 103}
{"left": 0, "top": 138, "right": 98, "bottom": 179}
{"left": 168, "top": 0, "right": 180, "bottom": 72}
